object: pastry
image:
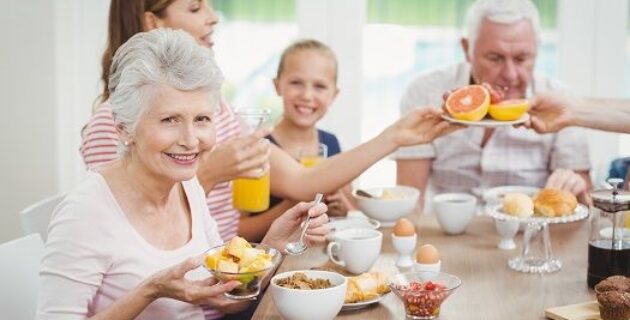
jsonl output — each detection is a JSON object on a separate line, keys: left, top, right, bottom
{"left": 503, "top": 193, "right": 534, "bottom": 218}
{"left": 596, "top": 275, "right": 630, "bottom": 293}
{"left": 597, "top": 291, "right": 630, "bottom": 320}
{"left": 595, "top": 275, "right": 630, "bottom": 320}
{"left": 533, "top": 188, "right": 577, "bottom": 217}
{"left": 344, "top": 272, "right": 390, "bottom": 303}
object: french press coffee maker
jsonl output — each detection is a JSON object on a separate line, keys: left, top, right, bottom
{"left": 587, "top": 178, "right": 630, "bottom": 288}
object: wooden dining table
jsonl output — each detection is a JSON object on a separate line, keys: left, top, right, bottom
{"left": 252, "top": 214, "right": 596, "bottom": 320}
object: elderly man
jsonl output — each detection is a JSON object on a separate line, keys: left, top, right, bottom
{"left": 395, "top": 0, "right": 591, "bottom": 209}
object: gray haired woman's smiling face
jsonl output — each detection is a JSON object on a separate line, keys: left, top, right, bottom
{"left": 124, "top": 85, "right": 215, "bottom": 183}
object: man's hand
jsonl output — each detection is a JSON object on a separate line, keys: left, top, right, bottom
{"left": 545, "top": 168, "right": 587, "bottom": 196}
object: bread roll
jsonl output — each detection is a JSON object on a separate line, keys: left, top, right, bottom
{"left": 344, "top": 272, "right": 390, "bottom": 303}
{"left": 533, "top": 188, "right": 577, "bottom": 217}
{"left": 502, "top": 193, "right": 534, "bottom": 218}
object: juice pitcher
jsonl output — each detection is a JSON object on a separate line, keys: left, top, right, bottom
{"left": 232, "top": 108, "right": 270, "bottom": 212}
{"left": 587, "top": 178, "right": 630, "bottom": 288}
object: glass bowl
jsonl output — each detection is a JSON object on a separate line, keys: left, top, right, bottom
{"left": 389, "top": 271, "right": 462, "bottom": 319}
{"left": 204, "top": 242, "right": 281, "bottom": 300}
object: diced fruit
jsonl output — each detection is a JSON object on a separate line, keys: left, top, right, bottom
{"left": 206, "top": 254, "right": 221, "bottom": 270}
{"left": 445, "top": 85, "right": 490, "bottom": 122}
{"left": 239, "top": 248, "right": 265, "bottom": 267}
{"left": 226, "top": 237, "right": 251, "bottom": 260}
{"left": 488, "top": 99, "right": 529, "bottom": 121}
{"left": 241, "top": 258, "right": 272, "bottom": 273}
{"left": 217, "top": 260, "right": 239, "bottom": 273}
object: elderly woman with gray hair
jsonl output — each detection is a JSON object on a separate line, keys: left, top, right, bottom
{"left": 37, "top": 29, "right": 328, "bottom": 320}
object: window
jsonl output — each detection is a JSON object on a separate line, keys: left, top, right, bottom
{"left": 212, "top": 0, "right": 297, "bottom": 122}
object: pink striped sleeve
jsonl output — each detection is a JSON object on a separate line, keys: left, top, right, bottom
{"left": 80, "top": 103, "right": 119, "bottom": 169}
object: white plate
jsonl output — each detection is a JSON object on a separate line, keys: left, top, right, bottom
{"left": 488, "top": 203, "right": 589, "bottom": 224}
{"left": 441, "top": 113, "right": 529, "bottom": 127}
{"left": 342, "top": 293, "right": 388, "bottom": 311}
{"left": 482, "top": 185, "right": 540, "bottom": 205}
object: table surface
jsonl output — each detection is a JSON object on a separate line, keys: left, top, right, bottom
{"left": 252, "top": 214, "right": 596, "bottom": 320}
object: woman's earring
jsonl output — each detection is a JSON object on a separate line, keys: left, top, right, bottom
{"left": 124, "top": 140, "right": 131, "bottom": 146}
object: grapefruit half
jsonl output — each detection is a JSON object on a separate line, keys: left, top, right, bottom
{"left": 445, "top": 85, "right": 490, "bottom": 122}
{"left": 488, "top": 99, "right": 529, "bottom": 121}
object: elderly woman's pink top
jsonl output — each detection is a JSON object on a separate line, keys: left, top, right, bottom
{"left": 37, "top": 172, "right": 223, "bottom": 319}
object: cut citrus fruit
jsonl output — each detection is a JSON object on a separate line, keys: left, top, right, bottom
{"left": 445, "top": 85, "right": 490, "bottom": 122}
{"left": 488, "top": 99, "right": 529, "bottom": 121}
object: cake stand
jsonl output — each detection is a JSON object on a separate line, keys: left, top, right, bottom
{"left": 488, "top": 204, "right": 589, "bottom": 273}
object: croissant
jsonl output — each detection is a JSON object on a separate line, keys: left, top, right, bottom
{"left": 533, "top": 188, "right": 577, "bottom": 217}
{"left": 344, "top": 272, "right": 390, "bottom": 303}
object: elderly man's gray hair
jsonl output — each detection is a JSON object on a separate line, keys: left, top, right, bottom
{"left": 108, "top": 28, "right": 223, "bottom": 154}
{"left": 464, "top": 0, "right": 541, "bottom": 56}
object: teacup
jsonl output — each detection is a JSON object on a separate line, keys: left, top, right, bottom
{"left": 326, "top": 228, "right": 382, "bottom": 274}
{"left": 433, "top": 193, "right": 477, "bottom": 235}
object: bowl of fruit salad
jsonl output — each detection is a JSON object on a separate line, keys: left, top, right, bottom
{"left": 389, "top": 271, "right": 461, "bottom": 319}
{"left": 205, "top": 237, "right": 282, "bottom": 300}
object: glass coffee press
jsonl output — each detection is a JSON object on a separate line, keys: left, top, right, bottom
{"left": 587, "top": 178, "right": 630, "bottom": 288}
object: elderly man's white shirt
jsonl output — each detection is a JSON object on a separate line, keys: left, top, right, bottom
{"left": 394, "top": 62, "right": 590, "bottom": 194}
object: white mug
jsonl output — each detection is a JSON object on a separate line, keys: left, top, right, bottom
{"left": 326, "top": 228, "right": 382, "bottom": 274}
{"left": 433, "top": 193, "right": 477, "bottom": 235}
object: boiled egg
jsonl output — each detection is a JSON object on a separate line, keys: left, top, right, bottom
{"left": 393, "top": 218, "right": 415, "bottom": 236}
{"left": 416, "top": 244, "right": 440, "bottom": 264}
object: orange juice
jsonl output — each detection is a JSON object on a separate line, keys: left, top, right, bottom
{"left": 233, "top": 172, "right": 270, "bottom": 212}
{"left": 300, "top": 156, "right": 324, "bottom": 168}
{"left": 625, "top": 211, "right": 630, "bottom": 228}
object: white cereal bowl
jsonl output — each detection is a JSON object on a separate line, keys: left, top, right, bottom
{"left": 352, "top": 186, "right": 420, "bottom": 227}
{"left": 270, "top": 270, "right": 347, "bottom": 320}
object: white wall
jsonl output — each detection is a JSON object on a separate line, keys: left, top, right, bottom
{"left": 558, "top": 0, "right": 629, "bottom": 185}
{"left": 0, "top": 1, "right": 108, "bottom": 243}
{"left": 0, "top": 1, "right": 58, "bottom": 243}
{"left": 296, "top": 0, "right": 366, "bottom": 151}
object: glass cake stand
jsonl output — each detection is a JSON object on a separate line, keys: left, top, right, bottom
{"left": 488, "top": 204, "right": 589, "bottom": 273}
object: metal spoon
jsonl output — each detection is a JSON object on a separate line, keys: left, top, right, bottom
{"left": 285, "top": 193, "right": 324, "bottom": 255}
{"left": 355, "top": 189, "right": 375, "bottom": 198}
{"left": 355, "top": 189, "right": 383, "bottom": 199}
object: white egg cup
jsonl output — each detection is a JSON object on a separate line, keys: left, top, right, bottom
{"left": 391, "top": 233, "right": 417, "bottom": 268}
{"left": 415, "top": 260, "right": 441, "bottom": 273}
{"left": 495, "top": 218, "right": 520, "bottom": 250}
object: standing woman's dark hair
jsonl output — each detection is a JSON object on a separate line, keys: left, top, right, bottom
{"left": 100, "top": 0, "right": 175, "bottom": 101}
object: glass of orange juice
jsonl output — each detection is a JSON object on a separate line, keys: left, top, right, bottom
{"left": 232, "top": 108, "right": 270, "bottom": 212}
{"left": 298, "top": 143, "right": 328, "bottom": 168}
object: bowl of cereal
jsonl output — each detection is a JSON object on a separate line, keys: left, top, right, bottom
{"left": 353, "top": 186, "right": 420, "bottom": 226}
{"left": 270, "top": 270, "right": 347, "bottom": 320}
{"left": 389, "top": 271, "right": 461, "bottom": 319}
